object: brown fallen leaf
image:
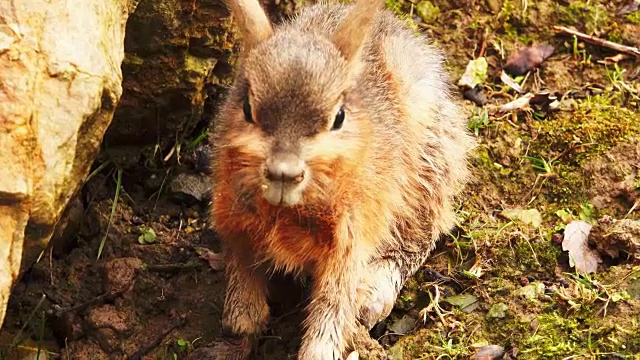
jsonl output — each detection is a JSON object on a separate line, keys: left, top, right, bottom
{"left": 597, "top": 53, "right": 630, "bottom": 65}
{"left": 463, "top": 86, "right": 488, "bottom": 106}
{"left": 618, "top": 0, "right": 640, "bottom": 15}
{"left": 529, "top": 90, "right": 561, "bottom": 112}
{"left": 503, "top": 44, "right": 555, "bottom": 76}
{"left": 195, "top": 246, "right": 225, "bottom": 271}
{"left": 561, "top": 221, "right": 602, "bottom": 274}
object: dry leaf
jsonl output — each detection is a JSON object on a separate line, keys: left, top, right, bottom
{"left": 499, "top": 93, "right": 534, "bottom": 112}
{"left": 503, "top": 44, "right": 555, "bottom": 76}
{"left": 458, "top": 57, "right": 489, "bottom": 89}
{"left": 597, "top": 53, "right": 630, "bottom": 65}
{"left": 562, "top": 221, "right": 602, "bottom": 274}
{"left": 499, "top": 70, "right": 524, "bottom": 93}
{"left": 501, "top": 208, "right": 542, "bottom": 228}
{"left": 195, "top": 246, "right": 225, "bottom": 271}
{"left": 618, "top": 0, "right": 640, "bottom": 15}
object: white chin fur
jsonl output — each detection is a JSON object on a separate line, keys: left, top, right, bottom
{"left": 262, "top": 182, "right": 304, "bottom": 207}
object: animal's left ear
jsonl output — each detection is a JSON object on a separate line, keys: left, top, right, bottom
{"left": 330, "top": 0, "right": 384, "bottom": 64}
{"left": 228, "top": 0, "right": 274, "bottom": 52}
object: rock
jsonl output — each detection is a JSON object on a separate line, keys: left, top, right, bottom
{"left": 104, "top": 0, "right": 237, "bottom": 151}
{"left": 486, "top": 302, "right": 509, "bottom": 319}
{"left": 0, "top": 0, "right": 140, "bottom": 328}
{"left": 475, "top": 345, "right": 505, "bottom": 360}
{"left": 486, "top": 0, "right": 502, "bottom": 14}
{"left": 50, "top": 195, "right": 85, "bottom": 258}
{"left": 443, "top": 294, "right": 480, "bottom": 313}
{"left": 388, "top": 315, "right": 417, "bottom": 335}
{"left": 169, "top": 172, "right": 212, "bottom": 202}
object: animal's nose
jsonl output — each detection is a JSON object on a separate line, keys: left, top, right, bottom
{"left": 266, "top": 153, "right": 305, "bottom": 183}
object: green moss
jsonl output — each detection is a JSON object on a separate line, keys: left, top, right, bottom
{"left": 491, "top": 231, "right": 559, "bottom": 277}
{"left": 626, "top": 11, "right": 640, "bottom": 24}
{"left": 555, "top": 1, "right": 611, "bottom": 33}
{"left": 415, "top": 1, "right": 440, "bottom": 24}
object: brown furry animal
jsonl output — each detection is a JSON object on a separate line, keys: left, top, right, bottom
{"left": 207, "top": 0, "right": 474, "bottom": 358}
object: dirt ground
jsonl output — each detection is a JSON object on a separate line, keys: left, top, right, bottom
{"left": 1, "top": 0, "right": 639, "bottom": 359}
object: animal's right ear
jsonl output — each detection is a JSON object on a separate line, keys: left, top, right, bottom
{"left": 331, "top": 0, "right": 384, "bottom": 64}
{"left": 228, "top": 0, "right": 274, "bottom": 52}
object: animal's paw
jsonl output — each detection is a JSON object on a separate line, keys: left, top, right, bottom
{"left": 356, "top": 262, "right": 401, "bottom": 329}
{"left": 184, "top": 336, "right": 252, "bottom": 360}
{"left": 298, "top": 339, "right": 343, "bottom": 360}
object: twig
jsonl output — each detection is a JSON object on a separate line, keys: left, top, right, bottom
{"left": 127, "top": 316, "right": 187, "bottom": 360}
{"left": 47, "top": 292, "right": 119, "bottom": 317}
{"left": 553, "top": 26, "right": 640, "bottom": 58}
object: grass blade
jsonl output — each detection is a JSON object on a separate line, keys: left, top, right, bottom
{"left": 97, "top": 167, "right": 122, "bottom": 260}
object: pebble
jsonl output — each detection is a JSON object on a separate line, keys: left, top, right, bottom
{"left": 475, "top": 345, "right": 505, "bottom": 360}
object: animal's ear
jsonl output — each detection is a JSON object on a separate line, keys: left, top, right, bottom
{"left": 331, "top": 0, "right": 383, "bottom": 63}
{"left": 228, "top": 0, "right": 274, "bottom": 52}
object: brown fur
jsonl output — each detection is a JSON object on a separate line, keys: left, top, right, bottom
{"left": 208, "top": 0, "right": 475, "bottom": 358}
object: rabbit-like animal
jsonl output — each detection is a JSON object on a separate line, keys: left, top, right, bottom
{"left": 207, "top": 0, "right": 474, "bottom": 358}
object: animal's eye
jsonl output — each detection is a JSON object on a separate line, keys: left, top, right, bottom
{"left": 331, "top": 106, "right": 345, "bottom": 131}
{"left": 243, "top": 95, "right": 253, "bottom": 123}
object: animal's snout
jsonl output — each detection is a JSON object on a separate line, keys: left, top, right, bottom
{"left": 265, "top": 153, "right": 306, "bottom": 183}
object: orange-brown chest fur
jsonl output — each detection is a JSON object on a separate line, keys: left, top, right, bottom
{"left": 211, "top": 138, "right": 394, "bottom": 275}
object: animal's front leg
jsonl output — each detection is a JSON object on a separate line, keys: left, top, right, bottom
{"left": 298, "top": 251, "right": 361, "bottom": 360}
{"left": 210, "top": 250, "right": 269, "bottom": 360}
{"left": 357, "top": 241, "right": 436, "bottom": 329}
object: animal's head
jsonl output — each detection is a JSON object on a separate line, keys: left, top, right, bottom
{"left": 216, "top": 0, "right": 383, "bottom": 208}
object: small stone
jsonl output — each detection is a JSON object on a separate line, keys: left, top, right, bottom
{"left": 443, "top": 294, "right": 479, "bottom": 313}
{"left": 559, "top": 278, "right": 569, "bottom": 288}
{"left": 486, "top": 302, "right": 509, "bottom": 319}
{"left": 475, "top": 344, "right": 505, "bottom": 360}
{"left": 168, "top": 172, "right": 212, "bottom": 202}
{"left": 530, "top": 318, "right": 540, "bottom": 330}
{"left": 485, "top": 0, "right": 502, "bottom": 13}
{"left": 388, "top": 315, "right": 417, "bottom": 335}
